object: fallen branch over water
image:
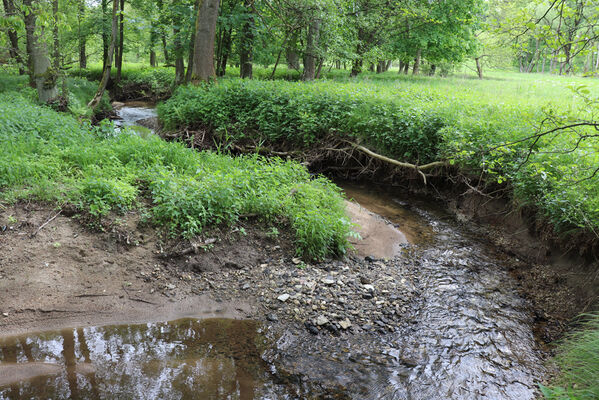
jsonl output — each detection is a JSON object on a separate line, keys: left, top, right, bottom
{"left": 344, "top": 141, "right": 446, "bottom": 184}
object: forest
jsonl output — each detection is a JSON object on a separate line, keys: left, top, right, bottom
{"left": 1, "top": 0, "right": 599, "bottom": 398}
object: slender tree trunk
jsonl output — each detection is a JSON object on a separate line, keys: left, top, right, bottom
{"left": 185, "top": 0, "right": 201, "bottom": 82}
{"left": 376, "top": 61, "right": 383, "bottom": 73}
{"left": 191, "top": 0, "right": 220, "bottom": 83}
{"left": 315, "top": 57, "right": 324, "bottom": 79}
{"left": 412, "top": 49, "right": 421, "bottom": 75}
{"left": 217, "top": 27, "right": 232, "bottom": 76}
{"left": 403, "top": 61, "right": 409, "bottom": 74}
{"left": 335, "top": 60, "right": 340, "bottom": 69}
{"left": 239, "top": 0, "right": 253, "bottom": 79}
{"left": 475, "top": 57, "right": 483, "bottom": 79}
{"left": 23, "top": 0, "right": 36, "bottom": 86}
{"left": 2, "top": 0, "right": 25, "bottom": 74}
{"left": 595, "top": 43, "right": 599, "bottom": 71}
{"left": 78, "top": 0, "right": 86, "bottom": 69}
{"left": 399, "top": 61, "right": 404, "bottom": 73}
{"left": 172, "top": 0, "right": 185, "bottom": 84}
{"left": 385, "top": 60, "right": 392, "bottom": 71}
{"left": 303, "top": 18, "right": 320, "bottom": 80}
{"left": 102, "top": 0, "right": 108, "bottom": 71}
{"left": 116, "top": 0, "right": 125, "bottom": 82}
{"left": 88, "top": 0, "right": 119, "bottom": 109}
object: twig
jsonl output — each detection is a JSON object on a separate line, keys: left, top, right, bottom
{"left": 30, "top": 209, "right": 62, "bottom": 238}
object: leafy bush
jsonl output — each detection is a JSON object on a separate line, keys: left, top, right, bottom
{"left": 0, "top": 91, "right": 351, "bottom": 259}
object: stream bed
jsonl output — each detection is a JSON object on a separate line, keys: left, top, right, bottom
{"left": 0, "top": 103, "right": 549, "bottom": 399}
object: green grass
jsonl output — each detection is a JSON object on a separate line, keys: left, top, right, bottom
{"left": 0, "top": 72, "right": 110, "bottom": 117}
{"left": 158, "top": 74, "right": 599, "bottom": 236}
{"left": 0, "top": 90, "right": 352, "bottom": 260}
{"left": 542, "top": 313, "right": 599, "bottom": 399}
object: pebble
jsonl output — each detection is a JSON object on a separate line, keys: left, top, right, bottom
{"left": 339, "top": 319, "right": 352, "bottom": 330}
{"left": 315, "top": 315, "right": 329, "bottom": 326}
{"left": 277, "top": 293, "right": 290, "bottom": 302}
{"left": 2, "top": 312, "right": 8, "bottom": 317}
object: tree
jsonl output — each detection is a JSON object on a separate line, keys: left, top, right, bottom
{"left": 88, "top": 0, "right": 119, "bottom": 109}
{"left": 191, "top": 0, "right": 219, "bottom": 82}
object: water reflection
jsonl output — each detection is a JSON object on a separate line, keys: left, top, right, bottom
{"left": 0, "top": 319, "right": 281, "bottom": 400}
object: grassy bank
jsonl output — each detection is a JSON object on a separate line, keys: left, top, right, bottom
{"left": 0, "top": 90, "right": 351, "bottom": 260}
{"left": 158, "top": 76, "right": 599, "bottom": 238}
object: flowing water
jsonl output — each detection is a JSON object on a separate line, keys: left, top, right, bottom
{"left": 112, "top": 102, "right": 157, "bottom": 137}
{"left": 0, "top": 107, "right": 549, "bottom": 398}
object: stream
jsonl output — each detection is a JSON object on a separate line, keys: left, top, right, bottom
{"left": 0, "top": 103, "right": 548, "bottom": 399}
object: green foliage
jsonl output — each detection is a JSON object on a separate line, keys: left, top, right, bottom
{"left": 159, "top": 79, "right": 444, "bottom": 163}
{"left": 159, "top": 72, "right": 599, "bottom": 236}
{"left": 0, "top": 91, "right": 351, "bottom": 260}
{"left": 542, "top": 313, "right": 599, "bottom": 400}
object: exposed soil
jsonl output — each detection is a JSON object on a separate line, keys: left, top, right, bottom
{"left": 0, "top": 199, "right": 403, "bottom": 338}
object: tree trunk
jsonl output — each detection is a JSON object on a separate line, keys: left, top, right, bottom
{"left": 385, "top": 60, "right": 392, "bottom": 71}
{"left": 23, "top": 0, "right": 36, "bottom": 86}
{"left": 475, "top": 57, "right": 483, "bottom": 79}
{"left": 398, "top": 61, "right": 404, "bottom": 73}
{"left": 239, "top": 0, "right": 253, "bottom": 79}
{"left": 216, "top": 27, "right": 232, "bottom": 76}
{"left": 412, "top": 49, "right": 421, "bottom": 75}
{"left": 285, "top": 30, "right": 299, "bottom": 70}
{"left": 32, "top": 28, "right": 58, "bottom": 102}
{"left": 403, "top": 61, "right": 409, "bottom": 74}
{"left": 335, "top": 60, "right": 340, "bottom": 69}
{"left": 303, "top": 19, "right": 320, "bottom": 81}
{"left": 185, "top": 0, "right": 201, "bottom": 82}
{"left": 173, "top": 0, "right": 185, "bottom": 85}
{"left": 315, "top": 57, "right": 324, "bottom": 79}
{"left": 429, "top": 64, "right": 436, "bottom": 76}
{"left": 596, "top": 43, "right": 599, "bottom": 71}
{"left": 376, "top": 61, "right": 383, "bottom": 73}
{"left": 2, "top": 0, "right": 25, "bottom": 74}
{"left": 116, "top": 0, "right": 125, "bottom": 82}
{"left": 191, "top": 0, "right": 219, "bottom": 83}
{"left": 150, "top": 50, "right": 156, "bottom": 67}
{"left": 88, "top": 0, "right": 119, "bottom": 109}
{"left": 350, "top": 55, "right": 362, "bottom": 77}
{"left": 102, "top": 0, "right": 108, "bottom": 71}
{"left": 78, "top": 0, "right": 87, "bottom": 69}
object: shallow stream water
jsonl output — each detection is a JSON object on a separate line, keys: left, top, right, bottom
{"left": 0, "top": 105, "right": 548, "bottom": 399}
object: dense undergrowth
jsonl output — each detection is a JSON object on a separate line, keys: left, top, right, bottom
{"left": 0, "top": 91, "right": 352, "bottom": 260}
{"left": 158, "top": 77, "right": 599, "bottom": 239}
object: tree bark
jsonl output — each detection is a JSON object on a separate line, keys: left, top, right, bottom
{"left": 315, "top": 57, "right": 324, "bottom": 79}
{"left": 239, "top": 0, "right": 253, "bottom": 79}
{"left": 23, "top": 0, "right": 36, "bottom": 86}
{"left": 285, "top": 30, "right": 300, "bottom": 70}
{"left": 185, "top": 0, "right": 201, "bottom": 82}
{"left": 412, "top": 49, "right": 421, "bottom": 75}
{"left": 303, "top": 18, "right": 320, "bottom": 81}
{"left": 88, "top": 0, "right": 119, "bottom": 109}
{"left": 191, "top": 0, "right": 220, "bottom": 83}
{"left": 116, "top": 0, "right": 125, "bottom": 82}
{"left": 2, "top": 0, "right": 24, "bottom": 74}
{"left": 31, "top": 24, "right": 58, "bottom": 102}
{"left": 173, "top": 0, "right": 185, "bottom": 85}
{"left": 429, "top": 64, "right": 436, "bottom": 76}
{"left": 102, "top": 0, "right": 108, "bottom": 71}
{"left": 403, "top": 61, "right": 409, "bottom": 74}
{"left": 475, "top": 57, "right": 483, "bottom": 79}
{"left": 78, "top": 0, "right": 87, "bottom": 69}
